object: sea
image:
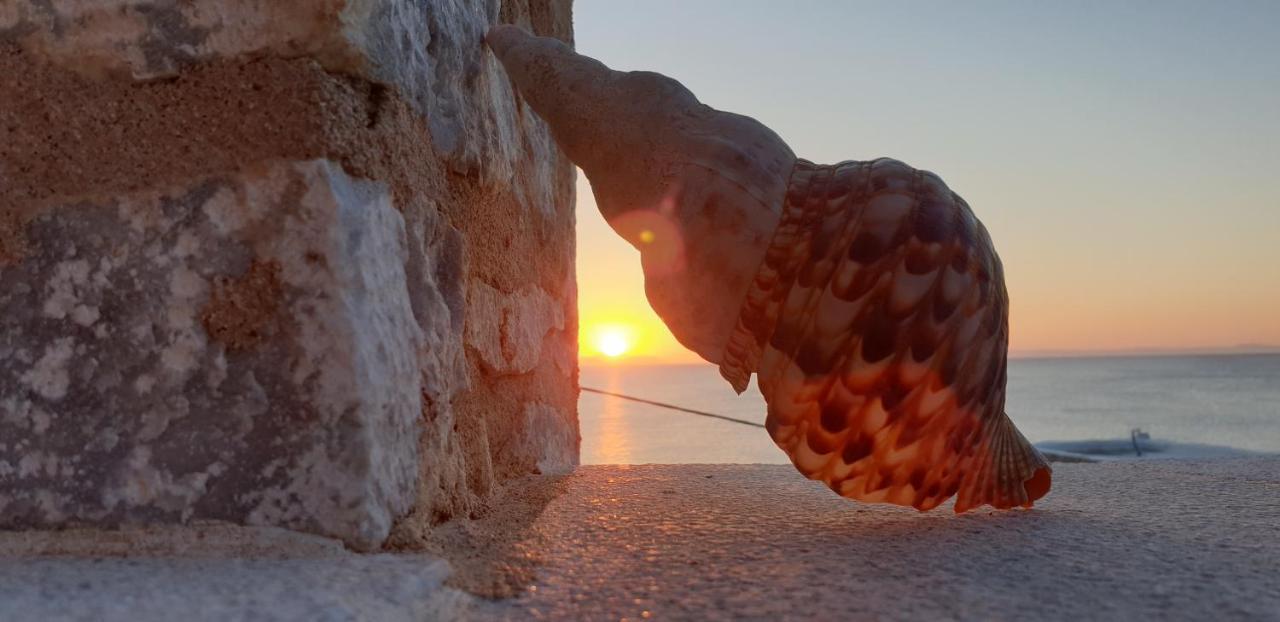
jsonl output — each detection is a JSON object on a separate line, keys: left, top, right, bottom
{"left": 578, "top": 353, "right": 1280, "bottom": 465}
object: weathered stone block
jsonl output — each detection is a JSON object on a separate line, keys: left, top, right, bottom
{"left": 0, "top": 0, "right": 571, "bottom": 182}
{"left": 466, "top": 281, "right": 566, "bottom": 376}
{"left": 0, "top": 0, "right": 579, "bottom": 551}
{"left": 0, "top": 160, "right": 425, "bottom": 550}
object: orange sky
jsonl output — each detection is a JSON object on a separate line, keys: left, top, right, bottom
{"left": 573, "top": 4, "right": 1280, "bottom": 365}
{"left": 577, "top": 168, "right": 1280, "bottom": 365}
{"left": 576, "top": 174, "right": 690, "bottom": 363}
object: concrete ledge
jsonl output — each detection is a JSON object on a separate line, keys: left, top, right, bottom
{"left": 6, "top": 460, "right": 1274, "bottom": 620}
{"left": 483, "top": 460, "right": 1279, "bottom": 620}
{"left": 0, "top": 523, "right": 471, "bottom": 620}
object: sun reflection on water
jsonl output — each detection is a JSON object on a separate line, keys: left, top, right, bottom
{"left": 588, "top": 366, "right": 631, "bottom": 464}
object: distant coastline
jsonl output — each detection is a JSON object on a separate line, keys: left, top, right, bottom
{"left": 581, "top": 346, "right": 1280, "bottom": 367}
{"left": 1008, "top": 344, "right": 1280, "bottom": 360}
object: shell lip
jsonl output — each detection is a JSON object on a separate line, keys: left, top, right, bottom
{"left": 717, "top": 158, "right": 842, "bottom": 393}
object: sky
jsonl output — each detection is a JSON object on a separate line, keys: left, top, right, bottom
{"left": 572, "top": 1, "right": 1280, "bottom": 364}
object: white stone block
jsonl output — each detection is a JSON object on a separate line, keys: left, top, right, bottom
{"left": 0, "top": 160, "right": 427, "bottom": 550}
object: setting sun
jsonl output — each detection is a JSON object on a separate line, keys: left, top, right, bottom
{"left": 585, "top": 323, "right": 637, "bottom": 359}
{"left": 597, "top": 331, "right": 631, "bottom": 357}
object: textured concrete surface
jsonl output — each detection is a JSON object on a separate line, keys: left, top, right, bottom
{"left": 0, "top": 524, "right": 472, "bottom": 621}
{"left": 479, "top": 460, "right": 1280, "bottom": 621}
{"left": 1, "top": 0, "right": 579, "bottom": 548}
{"left": 0, "top": 461, "right": 1275, "bottom": 620}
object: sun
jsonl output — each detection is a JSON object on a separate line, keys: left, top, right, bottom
{"left": 595, "top": 329, "right": 632, "bottom": 358}
{"left": 585, "top": 322, "right": 639, "bottom": 359}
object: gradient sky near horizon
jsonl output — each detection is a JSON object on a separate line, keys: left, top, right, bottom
{"left": 573, "top": 1, "right": 1280, "bottom": 363}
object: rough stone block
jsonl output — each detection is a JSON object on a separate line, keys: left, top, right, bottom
{"left": 1, "top": 0, "right": 579, "bottom": 551}
{"left": 0, "top": 0, "right": 571, "bottom": 183}
{"left": 0, "top": 160, "right": 425, "bottom": 550}
{"left": 466, "top": 281, "right": 566, "bottom": 376}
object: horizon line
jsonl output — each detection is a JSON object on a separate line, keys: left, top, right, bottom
{"left": 581, "top": 344, "right": 1280, "bottom": 367}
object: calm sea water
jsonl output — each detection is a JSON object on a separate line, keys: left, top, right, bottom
{"left": 578, "top": 354, "right": 1280, "bottom": 464}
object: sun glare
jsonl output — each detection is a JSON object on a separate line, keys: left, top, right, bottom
{"left": 584, "top": 323, "right": 641, "bottom": 360}
{"left": 596, "top": 329, "right": 631, "bottom": 358}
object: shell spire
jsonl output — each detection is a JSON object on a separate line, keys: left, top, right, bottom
{"left": 487, "top": 25, "right": 794, "bottom": 362}
{"left": 487, "top": 27, "right": 1051, "bottom": 512}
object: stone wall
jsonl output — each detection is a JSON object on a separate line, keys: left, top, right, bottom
{"left": 0, "top": 0, "right": 578, "bottom": 551}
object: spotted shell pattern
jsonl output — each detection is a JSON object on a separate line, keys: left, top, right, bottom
{"left": 720, "top": 158, "right": 1051, "bottom": 512}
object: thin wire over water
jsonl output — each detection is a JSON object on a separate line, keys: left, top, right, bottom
{"left": 580, "top": 386, "right": 766, "bottom": 429}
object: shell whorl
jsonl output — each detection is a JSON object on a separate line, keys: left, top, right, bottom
{"left": 720, "top": 158, "right": 1051, "bottom": 511}
{"left": 720, "top": 158, "right": 1003, "bottom": 393}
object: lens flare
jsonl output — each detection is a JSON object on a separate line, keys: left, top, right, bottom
{"left": 609, "top": 208, "right": 684, "bottom": 276}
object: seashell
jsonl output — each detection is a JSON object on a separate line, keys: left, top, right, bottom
{"left": 722, "top": 158, "right": 1051, "bottom": 511}
{"left": 487, "top": 26, "right": 1051, "bottom": 512}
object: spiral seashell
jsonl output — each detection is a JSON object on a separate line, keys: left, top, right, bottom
{"left": 487, "top": 26, "right": 1051, "bottom": 511}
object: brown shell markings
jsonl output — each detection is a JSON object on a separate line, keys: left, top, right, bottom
{"left": 720, "top": 158, "right": 1052, "bottom": 512}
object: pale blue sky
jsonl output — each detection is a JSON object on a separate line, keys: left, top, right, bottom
{"left": 573, "top": 1, "right": 1280, "bottom": 360}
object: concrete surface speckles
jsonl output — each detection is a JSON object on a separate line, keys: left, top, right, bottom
{"left": 479, "top": 460, "right": 1280, "bottom": 621}
{"left": 0, "top": 525, "right": 472, "bottom": 621}
{"left": 0, "top": 461, "right": 1276, "bottom": 620}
